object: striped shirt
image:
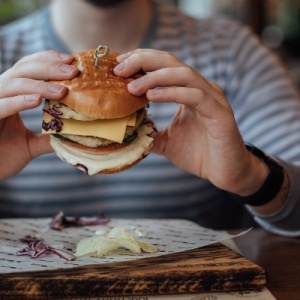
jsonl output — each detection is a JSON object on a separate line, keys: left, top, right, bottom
{"left": 1, "top": 2, "right": 300, "bottom": 235}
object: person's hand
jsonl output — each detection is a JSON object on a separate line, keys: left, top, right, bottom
{"left": 0, "top": 50, "right": 79, "bottom": 180}
{"left": 114, "top": 49, "right": 269, "bottom": 196}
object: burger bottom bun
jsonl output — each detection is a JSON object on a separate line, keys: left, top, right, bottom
{"left": 98, "top": 158, "right": 143, "bottom": 174}
{"left": 50, "top": 121, "right": 156, "bottom": 175}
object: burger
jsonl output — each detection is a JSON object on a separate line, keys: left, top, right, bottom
{"left": 42, "top": 46, "right": 156, "bottom": 175}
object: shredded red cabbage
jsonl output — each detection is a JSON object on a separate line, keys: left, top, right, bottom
{"left": 42, "top": 118, "right": 64, "bottom": 132}
{"left": 75, "top": 163, "right": 89, "bottom": 174}
{"left": 43, "top": 100, "right": 63, "bottom": 118}
{"left": 17, "top": 235, "right": 75, "bottom": 261}
{"left": 50, "top": 211, "right": 109, "bottom": 231}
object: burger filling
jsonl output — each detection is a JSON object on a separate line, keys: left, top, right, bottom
{"left": 42, "top": 99, "right": 157, "bottom": 174}
{"left": 49, "top": 119, "right": 156, "bottom": 175}
{"left": 42, "top": 100, "right": 147, "bottom": 147}
{"left": 57, "top": 108, "right": 145, "bottom": 147}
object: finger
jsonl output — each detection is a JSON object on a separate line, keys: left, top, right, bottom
{"left": 116, "top": 50, "right": 223, "bottom": 98}
{"left": 0, "top": 94, "right": 42, "bottom": 119}
{"left": 2, "top": 50, "right": 78, "bottom": 81}
{"left": 0, "top": 78, "right": 67, "bottom": 99}
{"left": 114, "top": 50, "right": 182, "bottom": 76}
{"left": 146, "top": 86, "right": 203, "bottom": 108}
{"left": 126, "top": 66, "right": 218, "bottom": 99}
{"left": 150, "top": 128, "right": 168, "bottom": 156}
{"left": 17, "top": 50, "right": 74, "bottom": 64}
{"left": 147, "top": 86, "right": 232, "bottom": 119}
{"left": 116, "top": 49, "right": 159, "bottom": 62}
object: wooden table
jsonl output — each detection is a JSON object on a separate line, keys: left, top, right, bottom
{"left": 233, "top": 228, "right": 300, "bottom": 300}
{"left": 0, "top": 227, "right": 299, "bottom": 299}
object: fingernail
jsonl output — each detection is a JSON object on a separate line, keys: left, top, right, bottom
{"left": 48, "top": 83, "right": 65, "bottom": 94}
{"left": 128, "top": 78, "right": 142, "bottom": 88}
{"left": 25, "top": 94, "right": 39, "bottom": 102}
{"left": 116, "top": 52, "right": 131, "bottom": 62}
{"left": 60, "top": 53, "right": 73, "bottom": 60}
{"left": 148, "top": 88, "right": 161, "bottom": 96}
{"left": 60, "top": 64, "right": 77, "bottom": 73}
{"left": 113, "top": 60, "right": 126, "bottom": 72}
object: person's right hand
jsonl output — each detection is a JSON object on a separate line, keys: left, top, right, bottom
{"left": 0, "top": 50, "right": 79, "bottom": 180}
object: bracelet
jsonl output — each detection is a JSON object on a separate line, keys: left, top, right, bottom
{"left": 227, "top": 143, "right": 284, "bottom": 206}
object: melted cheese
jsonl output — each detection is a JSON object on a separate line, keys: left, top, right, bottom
{"left": 50, "top": 123, "right": 154, "bottom": 175}
{"left": 43, "top": 112, "right": 137, "bottom": 143}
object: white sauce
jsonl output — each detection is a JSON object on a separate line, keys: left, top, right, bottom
{"left": 50, "top": 124, "right": 154, "bottom": 175}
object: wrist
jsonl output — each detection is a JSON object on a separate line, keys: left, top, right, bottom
{"left": 236, "top": 149, "right": 270, "bottom": 196}
{"left": 252, "top": 170, "right": 289, "bottom": 214}
{"left": 227, "top": 144, "right": 285, "bottom": 207}
{"left": 226, "top": 144, "right": 269, "bottom": 196}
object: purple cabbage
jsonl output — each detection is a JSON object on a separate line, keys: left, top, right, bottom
{"left": 17, "top": 235, "right": 75, "bottom": 261}
{"left": 50, "top": 211, "right": 109, "bottom": 231}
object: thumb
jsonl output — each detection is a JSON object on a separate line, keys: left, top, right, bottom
{"left": 29, "top": 134, "right": 53, "bottom": 158}
{"left": 151, "top": 129, "right": 168, "bottom": 156}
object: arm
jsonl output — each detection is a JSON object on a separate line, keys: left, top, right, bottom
{"left": 113, "top": 48, "right": 300, "bottom": 236}
{"left": 0, "top": 50, "right": 78, "bottom": 180}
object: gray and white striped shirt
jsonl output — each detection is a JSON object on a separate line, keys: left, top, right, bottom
{"left": 1, "top": 2, "right": 300, "bottom": 235}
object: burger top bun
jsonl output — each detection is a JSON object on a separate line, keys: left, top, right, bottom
{"left": 49, "top": 47, "right": 149, "bottom": 119}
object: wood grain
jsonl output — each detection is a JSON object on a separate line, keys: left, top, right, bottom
{"left": 0, "top": 242, "right": 266, "bottom": 299}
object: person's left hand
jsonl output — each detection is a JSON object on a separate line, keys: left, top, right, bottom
{"left": 114, "top": 49, "right": 268, "bottom": 196}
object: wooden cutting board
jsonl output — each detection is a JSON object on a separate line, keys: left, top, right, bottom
{"left": 0, "top": 242, "right": 266, "bottom": 299}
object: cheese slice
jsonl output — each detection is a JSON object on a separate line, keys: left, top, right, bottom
{"left": 42, "top": 112, "right": 137, "bottom": 143}
{"left": 127, "top": 113, "right": 136, "bottom": 126}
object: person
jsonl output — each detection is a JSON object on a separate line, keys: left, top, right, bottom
{"left": 0, "top": 0, "right": 300, "bottom": 236}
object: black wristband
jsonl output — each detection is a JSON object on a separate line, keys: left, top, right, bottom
{"left": 227, "top": 143, "right": 284, "bottom": 206}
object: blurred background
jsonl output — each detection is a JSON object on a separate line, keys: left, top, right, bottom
{"left": 0, "top": 0, "right": 300, "bottom": 87}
